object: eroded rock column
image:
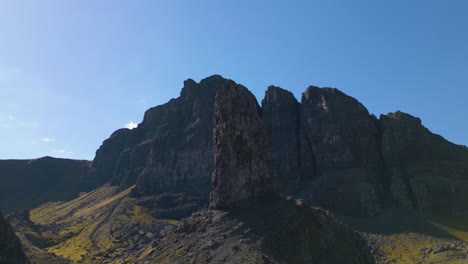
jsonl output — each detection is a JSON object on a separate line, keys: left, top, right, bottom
{"left": 210, "top": 80, "right": 276, "bottom": 209}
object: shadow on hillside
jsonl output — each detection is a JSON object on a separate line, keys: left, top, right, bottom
{"left": 220, "top": 196, "right": 376, "bottom": 264}
{"left": 339, "top": 207, "right": 468, "bottom": 242}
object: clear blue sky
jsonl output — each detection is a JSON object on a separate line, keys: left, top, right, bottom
{"left": 1, "top": 0, "right": 467, "bottom": 160}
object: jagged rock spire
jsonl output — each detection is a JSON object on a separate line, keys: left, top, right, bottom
{"left": 210, "top": 80, "right": 277, "bottom": 209}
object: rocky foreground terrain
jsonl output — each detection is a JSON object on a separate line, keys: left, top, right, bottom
{"left": 1, "top": 75, "right": 468, "bottom": 263}
{"left": 0, "top": 213, "right": 28, "bottom": 264}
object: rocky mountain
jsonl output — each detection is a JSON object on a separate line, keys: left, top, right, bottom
{"left": 263, "top": 85, "right": 384, "bottom": 216}
{"left": 94, "top": 75, "right": 227, "bottom": 199}
{"left": 3, "top": 75, "right": 467, "bottom": 218}
{"left": 0, "top": 157, "right": 97, "bottom": 213}
{"left": 2, "top": 75, "right": 468, "bottom": 263}
{"left": 380, "top": 111, "right": 468, "bottom": 213}
{"left": 262, "top": 84, "right": 468, "bottom": 216}
{"left": 9, "top": 79, "right": 376, "bottom": 264}
{"left": 0, "top": 213, "right": 28, "bottom": 264}
{"left": 90, "top": 75, "right": 468, "bottom": 217}
{"left": 210, "top": 80, "right": 276, "bottom": 209}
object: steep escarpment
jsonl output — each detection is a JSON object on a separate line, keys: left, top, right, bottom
{"left": 108, "top": 78, "right": 374, "bottom": 264}
{"left": 298, "top": 86, "right": 384, "bottom": 216}
{"left": 93, "top": 75, "right": 228, "bottom": 199}
{"left": 210, "top": 80, "right": 276, "bottom": 209}
{"left": 5, "top": 75, "right": 468, "bottom": 264}
{"left": 263, "top": 85, "right": 384, "bottom": 216}
{"left": 90, "top": 75, "right": 468, "bottom": 217}
{"left": 380, "top": 111, "right": 468, "bottom": 213}
{"left": 1, "top": 75, "right": 466, "bottom": 219}
{"left": 0, "top": 213, "right": 28, "bottom": 264}
{"left": 262, "top": 86, "right": 304, "bottom": 193}
{"left": 10, "top": 79, "right": 374, "bottom": 263}
{"left": 0, "top": 157, "right": 94, "bottom": 213}
{"left": 262, "top": 85, "right": 468, "bottom": 216}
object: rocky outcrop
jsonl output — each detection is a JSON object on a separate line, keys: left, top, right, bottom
{"left": 262, "top": 85, "right": 468, "bottom": 216}
{"left": 210, "top": 80, "right": 276, "bottom": 209}
{"left": 380, "top": 111, "right": 468, "bottom": 213}
{"left": 297, "top": 86, "right": 384, "bottom": 216}
{"left": 262, "top": 85, "right": 385, "bottom": 216}
{"left": 2, "top": 75, "right": 467, "bottom": 218}
{"left": 262, "top": 86, "right": 305, "bottom": 193}
{"left": 0, "top": 213, "right": 28, "bottom": 264}
{"left": 93, "top": 128, "right": 131, "bottom": 185}
{"left": 143, "top": 198, "right": 375, "bottom": 264}
{"left": 0, "top": 157, "right": 94, "bottom": 213}
{"left": 93, "top": 75, "right": 229, "bottom": 198}
{"left": 91, "top": 76, "right": 468, "bottom": 216}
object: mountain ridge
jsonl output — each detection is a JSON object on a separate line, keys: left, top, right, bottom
{"left": 1, "top": 75, "right": 468, "bottom": 217}
{"left": 2, "top": 75, "right": 468, "bottom": 264}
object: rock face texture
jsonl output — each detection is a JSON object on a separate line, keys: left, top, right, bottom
{"left": 210, "top": 80, "right": 276, "bottom": 209}
{"left": 297, "top": 86, "right": 384, "bottom": 216}
{"left": 380, "top": 111, "right": 468, "bottom": 213}
{"left": 93, "top": 75, "right": 228, "bottom": 198}
{"left": 2, "top": 75, "right": 467, "bottom": 217}
{"left": 262, "top": 86, "right": 384, "bottom": 216}
{"left": 262, "top": 85, "right": 468, "bottom": 216}
{"left": 93, "top": 128, "right": 132, "bottom": 186}
{"left": 84, "top": 76, "right": 468, "bottom": 216}
{"left": 0, "top": 157, "right": 94, "bottom": 213}
{"left": 0, "top": 213, "right": 28, "bottom": 264}
{"left": 140, "top": 199, "right": 375, "bottom": 264}
{"left": 262, "top": 86, "right": 304, "bottom": 193}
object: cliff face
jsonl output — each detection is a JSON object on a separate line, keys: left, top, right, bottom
{"left": 92, "top": 75, "right": 228, "bottom": 199}
{"left": 263, "top": 86, "right": 384, "bottom": 216}
{"left": 210, "top": 80, "right": 276, "bottom": 209}
{"left": 380, "top": 111, "right": 468, "bottom": 213}
{"left": 0, "top": 213, "right": 28, "bottom": 264}
{"left": 2, "top": 75, "right": 467, "bottom": 217}
{"left": 262, "top": 85, "right": 468, "bottom": 216}
{"left": 0, "top": 157, "right": 94, "bottom": 213}
{"left": 262, "top": 86, "right": 303, "bottom": 193}
{"left": 91, "top": 75, "right": 468, "bottom": 216}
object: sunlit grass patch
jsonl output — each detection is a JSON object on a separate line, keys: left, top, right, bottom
{"left": 429, "top": 213, "right": 468, "bottom": 243}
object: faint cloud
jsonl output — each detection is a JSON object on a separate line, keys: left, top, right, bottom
{"left": 53, "top": 150, "right": 73, "bottom": 155}
{"left": 125, "top": 121, "right": 138, "bottom": 130}
{"left": 1, "top": 123, "right": 11, "bottom": 128}
{"left": 31, "top": 140, "right": 39, "bottom": 144}
{"left": 31, "top": 121, "right": 40, "bottom": 126}
{"left": 7, "top": 115, "right": 15, "bottom": 120}
{"left": 41, "top": 138, "right": 55, "bottom": 142}
{"left": 139, "top": 99, "right": 148, "bottom": 104}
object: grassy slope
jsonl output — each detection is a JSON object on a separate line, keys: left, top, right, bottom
{"left": 13, "top": 184, "right": 161, "bottom": 263}
{"left": 343, "top": 209, "right": 468, "bottom": 264}
{"left": 11, "top": 186, "right": 468, "bottom": 264}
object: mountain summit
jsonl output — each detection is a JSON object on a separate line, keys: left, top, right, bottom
{"left": 1, "top": 75, "right": 468, "bottom": 263}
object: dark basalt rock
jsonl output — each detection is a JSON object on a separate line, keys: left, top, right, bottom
{"left": 262, "top": 85, "right": 385, "bottom": 216}
{"left": 300, "top": 86, "right": 383, "bottom": 173}
{"left": 262, "top": 86, "right": 305, "bottom": 193}
{"left": 3, "top": 75, "right": 467, "bottom": 218}
{"left": 380, "top": 111, "right": 468, "bottom": 213}
{"left": 93, "top": 128, "right": 131, "bottom": 185}
{"left": 298, "top": 86, "right": 385, "bottom": 216}
{"left": 91, "top": 77, "right": 468, "bottom": 216}
{"left": 93, "top": 75, "right": 229, "bottom": 198}
{"left": 0, "top": 157, "right": 94, "bottom": 213}
{"left": 210, "top": 80, "right": 277, "bottom": 209}
{"left": 0, "top": 213, "right": 29, "bottom": 264}
{"left": 144, "top": 199, "right": 375, "bottom": 264}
